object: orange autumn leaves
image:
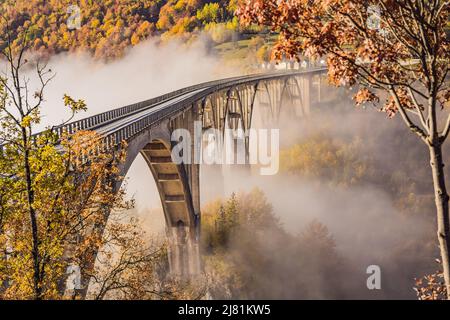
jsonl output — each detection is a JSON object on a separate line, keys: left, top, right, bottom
{"left": 237, "top": 0, "right": 449, "bottom": 118}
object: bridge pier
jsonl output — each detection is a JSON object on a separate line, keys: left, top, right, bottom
{"left": 294, "top": 75, "right": 312, "bottom": 117}
{"left": 167, "top": 220, "right": 200, "bottom": 276}
{"left": 115, "top": 119, "right": 202, "bottom": 278}
{"left": 167, "top": 105, "right": 202, "bottom": 277}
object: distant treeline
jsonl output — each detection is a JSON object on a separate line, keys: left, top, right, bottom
{"left": 0, "top": 0, "right": 247, "bottom": 59}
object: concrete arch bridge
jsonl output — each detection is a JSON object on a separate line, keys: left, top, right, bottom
{"left": 50, "top": 68, "right": 328, "bottom": 291}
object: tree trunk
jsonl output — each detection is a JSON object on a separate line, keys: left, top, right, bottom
{"left": 22, "top": 130, "right": 41, "bottom": 300}
{"left": 428, "top": 142, "right": 450, "bottom": 299}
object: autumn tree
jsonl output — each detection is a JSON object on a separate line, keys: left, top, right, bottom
{"left": 414, "top": 266, "right": 448, "bottom": 299}
{"left": 0, "top": 20, "right": 86, "bottom": 298}
{"left": 238, "top": 0, "right": 450, "bottom": 298}
{"left": 0, "top": 20, "right": 134, "bottom": 299}
{"left": 81, "top": 210, "right": 206, "bottom": 300}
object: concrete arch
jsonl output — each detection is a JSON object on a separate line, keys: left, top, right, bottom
{"left": 140, "top": 139, "right": 196, "bottom": 230}
{"left": 117, "top": 123, "right": 193, "bottom": 226}
{"left": 116, "top": 122, "right": 199, "bottom": 276}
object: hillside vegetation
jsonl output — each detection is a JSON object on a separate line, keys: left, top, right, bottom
{"left": 0, "top": 0, "right": 247, "bottom": 59}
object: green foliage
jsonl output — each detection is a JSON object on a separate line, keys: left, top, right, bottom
{"left": 196, "top": 3, "right": 220, "bottom": 24}
{"left": 202, "top": 189, "right": 279, "bottom": 252}
{"left": 63, "top": 94, "right": 87, "bottom": 113}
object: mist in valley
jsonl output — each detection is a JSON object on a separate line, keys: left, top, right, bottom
{"left": 209, "top": 96, "right": 439, "bottom": 299}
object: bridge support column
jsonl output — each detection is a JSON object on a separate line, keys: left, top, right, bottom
{"left": 186, "top": 106, "right": 201, "bottom": 276}
{"left": 167, "top": 220, "right": 199, "bottom": 276}
{"left": 300, "top": 75, "right": 312, "bottom": 116}
{"left": 165, "top": 105, "right": 202, "bottom": 278}
{"left": 317, "top": 74, "right": 322, "bottom": 103}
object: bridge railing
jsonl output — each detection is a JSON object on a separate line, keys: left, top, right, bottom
{"left": 51, "top": 67, "right": 325, "bottom": 134}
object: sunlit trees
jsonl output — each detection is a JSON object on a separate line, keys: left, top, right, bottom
{"left": 0, "top": 22, "right": 126, "bottom": 297}
{"left": 280, "top": 135, "right": 368, "bottom": 186}
{"left": 238, "top": 0, "right": 450, "bottom": 298}
{"left": 197, "top": 3, "right": 221, "bottom": 25}
{"left": 0, "top": 23, "right": 86, "bottom": 298}
{"left": 0, "top": 21, "right": 208, "bottom": 299}
{"left": 0, "top": 0, "right": 162, "bottom": 59}
{"left": 0, "top": 0, "right": 244, "bottom": 59}
{"left": 0, "top": 22, "right": 137, "bottom": 299}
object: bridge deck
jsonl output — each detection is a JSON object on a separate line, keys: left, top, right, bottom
{"left": 95, "top": 88, "right": 207, "bottom": 136}
{"left": 13, "top": 67, "right": 326, "bottom": 150}
{"left": 55, "top": 68, "right": 326, "bottom": 138}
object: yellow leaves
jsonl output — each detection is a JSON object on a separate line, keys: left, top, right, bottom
{"left": 20, "top": 115, "right": 32, "bottom": 128}
{"left": 63, "top": 94, "right": 87, "bottom": 113}
{"left": 279, "top": 134, "right": 368, "bottom": 186}
{"left": 1, "top": 124, "right": 131, "bottom": 299}
{"left": 0, "top": 0, "right": 169, "bottom": 60}
{"left": 137, "top": 21, "right": 151, "bottom": 35}
{"left": 91, "top": 18, "right": 100, "bottom": 29}
{"left": 62, "top": 31, "right": 71, "bottom": 43}
{"left": 130, "top": 33, "right": 140, "bottom": 46}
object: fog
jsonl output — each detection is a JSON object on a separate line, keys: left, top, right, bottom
{"left": 209, "top": 94, "right": 438, "bottom": 299}
{"left": 35, "top": 38, "right": 239, "bottom": 128}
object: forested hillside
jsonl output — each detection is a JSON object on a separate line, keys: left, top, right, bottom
{"left": 0, "top": 0, "right": 240, "bottom": 59}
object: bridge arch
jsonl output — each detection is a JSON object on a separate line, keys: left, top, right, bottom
{"left": 140, "top": 139, "right": 195, "bottom": 229}
{"left": 116, "top": 122, "right": 200, "bottom": 276}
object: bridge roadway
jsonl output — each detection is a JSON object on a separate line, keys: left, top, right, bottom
{"left": 95, "top": 88, "right": 206, "bottom": 136}
{"left": 48, "top": 67, "right": 327, "bottom": 146}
